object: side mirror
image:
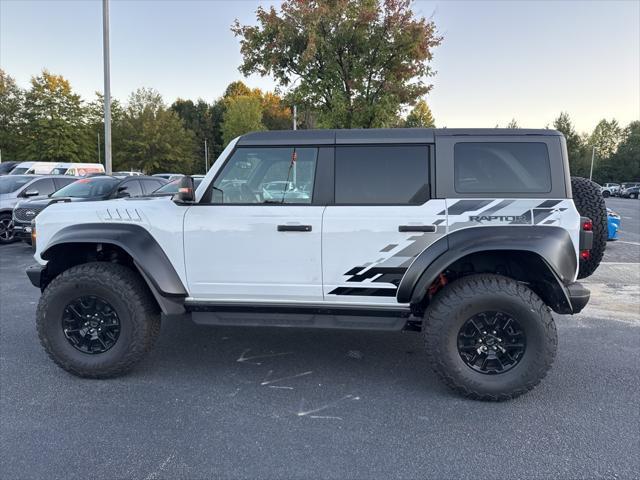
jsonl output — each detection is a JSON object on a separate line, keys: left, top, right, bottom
{"left": 176, "top": 176, "right": 195, "bottom": 203}
{"left": 23, "top": 190, "right": 39, "bottom": 197}
{"left": 116, "top": 186, "right": 130, "bottom": 198}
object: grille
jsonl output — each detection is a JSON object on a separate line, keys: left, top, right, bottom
{"left": 13, "top": 206, "right": 45, "bottom": 223}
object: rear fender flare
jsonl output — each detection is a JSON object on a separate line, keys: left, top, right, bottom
{"left": 397, "top": 226, "right": 577, "bottom": 305}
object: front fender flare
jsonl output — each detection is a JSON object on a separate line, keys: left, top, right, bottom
{"left": 397, "top": 226, "right": 577, "bottom": 305}
{"left": 41, "top": 223, "right": 188, "bottom": 298}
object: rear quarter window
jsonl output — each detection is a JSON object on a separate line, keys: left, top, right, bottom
{"left": 454, "top": 142, "right": 551, "bottom": 194}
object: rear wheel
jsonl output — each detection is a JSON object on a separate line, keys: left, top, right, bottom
{"left": 37, "top": 262, "right": 161, "bottom": 378}
{"left": 0, "top": 213, "right": 15, "bottom": 244}
{"left": 571, "top": 176, "right": 607, "bottom": 279}
{"left": 423, "top": 274, "right": 557, "bottom": 401}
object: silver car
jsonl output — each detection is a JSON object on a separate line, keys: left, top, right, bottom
{"left": 0, "top": 175, "right": 77, "bottom": 244}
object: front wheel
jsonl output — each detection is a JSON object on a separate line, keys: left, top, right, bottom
{"left": 423, "top": 274, "right": 557, "bottom": 401}
{"left": 0, "top": 213, "right": 15, "bottom": 244}
{"left": 602, "top": 190, "right": 610, "bottom": 198}
{"left": 37, "top": 262, "right": 161, "bottom": 378}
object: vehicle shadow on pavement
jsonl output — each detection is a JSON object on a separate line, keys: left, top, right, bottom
{"left": 143, "top": 318, "right": 440, "bottom": 396}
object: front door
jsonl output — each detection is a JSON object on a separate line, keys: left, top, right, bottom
{"left": 322, "top": 145, "right": 446, "bottom": 305}
{"left": 183, "top": 146, "right": 324, "bottom": 302}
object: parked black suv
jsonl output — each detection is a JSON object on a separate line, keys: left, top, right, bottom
{"left": 12, "top": 175, "right": 167, "bottom": 242}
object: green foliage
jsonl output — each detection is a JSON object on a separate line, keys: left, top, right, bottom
{"left": 405, "top": 99, "right": 435, "bottom": 128}
{"left": 21, "top": 70, "right": 92, "bottom": 162}
{"left": 0, "top": 69, "right": 24, "bottom": 160}
{"left": 171, "top": 98, "right": 216, "bottom": 173}
{"left": 606, "top": 121, "right": 640, "bottom": 182}
{"left": 553, "top": 112, "right": 589, "bottom": 177}
{"left": 222, "top": 95, "right": 265, "bottom": 146}
{"left": 113, "top": 88, "right": 197, "bottom": 173}
{"left": 589, "top": 119, "right": 622, "bottom": 159}
{"left": 232, "top": 0, "right": 442, "bottom": 128}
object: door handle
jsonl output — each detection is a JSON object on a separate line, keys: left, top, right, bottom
{"left": 398, "top": 225, "right": 436, "bottom": 233}
{"left": 277, "top": 225, "right": 312, "bottom": 232}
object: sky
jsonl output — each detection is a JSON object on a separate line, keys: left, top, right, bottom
{"left": 1, "top": 0, "right": 638, "bottom": 133}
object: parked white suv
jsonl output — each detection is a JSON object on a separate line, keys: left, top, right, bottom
{"left": 27, "top": 129, "right": 604, "bottom": 400}
{"left": 600, "top": 183, "right": 620, "bottom": 197}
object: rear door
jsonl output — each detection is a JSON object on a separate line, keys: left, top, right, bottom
{"left": 117, "top": 179, "right": 144, "bottom": 197}
{"left": 322, "top": 144, "right": 446, "bottom": 305}
{"left": 140, "top": 178, "right": 167, "bottom": 195}
{"left": 52, "top": 177, "right": 77, "bottom": 191}
{"left": 22, "top": 178, "right": 56, "bottom": 198}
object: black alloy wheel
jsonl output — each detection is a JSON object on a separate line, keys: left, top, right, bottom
{"left": 0, "top": 214, "right": 15, "bottom": 243}
{"left": 62, "top": 295, "right": 121, "bottom": 354}
{"left": 457, "top": 311, "right": 526, "bottom": 375}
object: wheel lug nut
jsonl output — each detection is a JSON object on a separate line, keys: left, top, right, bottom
{"left": 492, "top": 331, "right": 496, "bottom": 334}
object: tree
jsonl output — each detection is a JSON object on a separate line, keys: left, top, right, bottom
{"left": 553, "top": 112, "right": 588, "bottom": 177}
{"left": 589, "top": 119, "right": 622, "bottom": 160}
{"left": 609, "top": 121, "right": 640, "bottom": 181}
{"left": 171, "top": 98, "right": 215, "bottom": 173}
{"left": 587, "top": 119, "right": 623, "bottom": 183}
{"left": 0, "top": 69, "right": 24, "bottom": 160}
{"left": 114, "top": 88, "right": 196, "bottom": 173}
{"left": 260, "top": 91, "right": 292, "bottom": 130}
{"left": 221, "top": 95, "right": 265, "bottom": 146}
{"left": 233, "top": 0, "right": 442, "bottom": 129}
{"left": 86, "top": 92, "right": 123, "bottom": 165}
{"left": 224, "top": 81, "right": 252, "bottom": 99}
{"left": 404, "top": 99, "right": 435, "bottom": 127}
{"left": 506, "top": 118, "right": 520, "bottom": 129}
{"left": 21, "top": 70, "right": 91, "bottom": 162}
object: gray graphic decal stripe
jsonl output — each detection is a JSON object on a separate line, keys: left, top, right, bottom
{"left": 446, "top": 200, "right": 493, "bottom": 215}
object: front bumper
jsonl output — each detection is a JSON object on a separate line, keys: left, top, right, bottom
{"left": 566, "top": 282, "right": 590, "bottom": 313}
{"left": 12, "top": 221, "right": 32, "bottom": 240}
{"left": 26, "top": 264, "right": 44, "bottom": 289}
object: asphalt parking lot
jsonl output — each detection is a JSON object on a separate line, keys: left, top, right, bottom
{"left": 1, "top": 198, "right": 638, "bottom": 480}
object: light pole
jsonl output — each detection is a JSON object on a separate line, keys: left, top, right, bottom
{"left": 102, "top": 0, "right": 112, "bottom": 174}
{"left": 589, "top": 146, "right": 595, "bottom": 181}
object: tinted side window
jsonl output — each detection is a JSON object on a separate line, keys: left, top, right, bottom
{"left": 141, "top": 179, "right": 166, "bottom": 194}
{"left": 335, "top": 146, "right": 429, "bottom": 205}
{"left": 119, "top": 180, "right": 143, "bottom": 197}
{"left": 53, "top": 177, "right": 77, "bottom": 190}
{"left": 211, "top": 147, "right": 317, "bottom": 204}
{"left": 454, "top": 142, "right": 551, "bottom": 194}
{"left": 27, "top": 178, "right": 56, "bottom": 196}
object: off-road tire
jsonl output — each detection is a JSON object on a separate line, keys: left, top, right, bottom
{"left": 0, "top": 212, "right": 15, "bottom": 244}
{"left": 571, "top": 176, "right": 607, "bottom": 279}
{"left": 423, "top": 274, "right": 557, "bottom": 401}
{"left": 36, "top": 262, "right": 161, "bottom": 378}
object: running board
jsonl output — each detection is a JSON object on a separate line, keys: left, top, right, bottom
{"left": 185, "top": 302, "right": 414, "bottom": 331}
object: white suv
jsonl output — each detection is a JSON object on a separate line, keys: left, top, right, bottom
{"left": 27, "top": 129, "right": 603, "bottom": 401}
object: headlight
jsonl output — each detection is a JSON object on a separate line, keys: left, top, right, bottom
{"left": 31, "top": 220, "right": 36, "bottom": 251}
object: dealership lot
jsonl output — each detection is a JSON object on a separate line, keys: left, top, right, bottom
{"left": 1, "top": 198, "right": 638, "bottom": 479}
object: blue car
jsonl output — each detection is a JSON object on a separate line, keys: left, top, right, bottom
{"left": 607, "top": 208, "right": 621, "bottom": 240}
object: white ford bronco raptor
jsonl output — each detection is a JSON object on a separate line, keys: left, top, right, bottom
{"left": 28, "top": 128, "right": 605, "bottom": 401}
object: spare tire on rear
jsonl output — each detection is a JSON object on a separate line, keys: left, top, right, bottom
{"left": 571, "top": 176, "right": 607, "bottom": 279}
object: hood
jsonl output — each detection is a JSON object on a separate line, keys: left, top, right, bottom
{"left": 0, "top": 193, "right": 19, "bottom": 210}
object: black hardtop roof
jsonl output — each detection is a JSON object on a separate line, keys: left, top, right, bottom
{"left": 237, "top": 128, "right": 562, "bottom": 146}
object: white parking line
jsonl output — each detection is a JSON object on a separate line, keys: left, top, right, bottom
{"left": 617, "top": 241, "right": 640, "bottom": 246}
{"left": 600, "top": 262, "right": 640, "bottom": 265}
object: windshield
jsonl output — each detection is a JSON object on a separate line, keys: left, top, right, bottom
{"left": 152, "top": 178, "right": 202, "bottom": 194}
{"left": 10, "top": 167, "right": 30, "bottom": 175}
{"left": 52, "top": 177, "right": 120, "bottom": 198}
{"left": 0, "top": 176, "right": 32, "bottom": 194}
